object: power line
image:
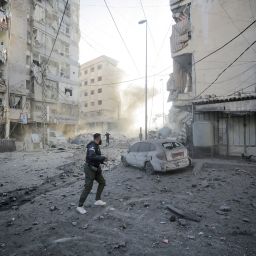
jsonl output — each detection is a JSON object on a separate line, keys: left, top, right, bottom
{"left": 227, "top": 82, "right": 256, "bottom": 96}
{"left": 194, "top": 19, "right": 256, "bottom": 64}
{"left": 195, "top": 39, "right": 256, "bottom": 98}
{"left": 219, "top": 2, "right": 256, "bottom": 55}
{"left": 103, "top": 0, "right": 140, "bottom": 75}
{"left": 45, "top": 0, "right": 69, "bottom": 67}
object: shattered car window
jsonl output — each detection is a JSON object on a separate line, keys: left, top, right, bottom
{"left": 162, "top": 142, "right": 181, "bottom": 150}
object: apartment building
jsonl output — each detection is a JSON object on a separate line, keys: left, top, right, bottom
{"left": 167, "top": 0, "right": 256, "bottom": 156}
{"left": 0, "top": 0, "right": 80, "bottom": 143}
{"left": 79, "top": 56, "right": 123, "bottom": 132}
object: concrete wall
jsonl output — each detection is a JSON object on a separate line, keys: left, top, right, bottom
{"left": 169, "top": 0, "right": 256, "bottom": 99}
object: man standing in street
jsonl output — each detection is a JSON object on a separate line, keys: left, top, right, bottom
{"left": 105, "top": 132, "right": 110, "bottom": 146}
{"left": 77, "top": 133, "right": 107, "bottom": 214}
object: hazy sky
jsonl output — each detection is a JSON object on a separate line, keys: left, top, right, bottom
{"left": 79, "top": 0, "right": 173, "bottom": 129}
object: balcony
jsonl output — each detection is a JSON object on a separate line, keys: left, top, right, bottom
{"left": 170, "top": 18, "right": 191, "bottom": 54}
{"left": 0, "top": 44, "right": 7, "bottom": 63}
{"left": 0, "top": 10, "right": 8, "bottom": 31}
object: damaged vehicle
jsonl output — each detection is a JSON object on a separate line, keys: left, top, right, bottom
{"left": 121, "top": 140, "right": 191, "bottom": 173}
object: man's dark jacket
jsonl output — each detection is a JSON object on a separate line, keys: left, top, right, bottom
{"left": 86, "top": 141, "right": 106, "bottom": 168}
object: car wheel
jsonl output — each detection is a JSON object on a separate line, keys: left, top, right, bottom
{"left": 121, "top": 156, "right": 129, "bottom": 167}
{"left": 145, "top": 161, "right": 155, "bottom": 175}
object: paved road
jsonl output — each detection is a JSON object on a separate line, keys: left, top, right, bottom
{"left": 0, "top": 152, "right": 256, "bottom": 256}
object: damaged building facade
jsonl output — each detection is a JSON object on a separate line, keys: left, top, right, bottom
{"left": 0, "top": 0, "right": 80, "bottom": 148}
{"left": 79, "top": 56, "right": 123, "bottom": 132}
{"left": 167, "top": 0, "right": 256, "bottom": 156}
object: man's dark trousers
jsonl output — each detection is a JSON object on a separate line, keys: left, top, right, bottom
{"left": 78, "top": 164, "right": 105, "bottom": 207}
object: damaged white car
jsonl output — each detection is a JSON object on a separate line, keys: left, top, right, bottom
{"left": 121, "top": 140, "right": 191, "bottom": 173}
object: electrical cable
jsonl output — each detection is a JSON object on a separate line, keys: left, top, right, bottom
{"left": 195, "top": 39, "right": 256, "bottom": 98}
{"left": 194, "top": 19, "right": 256, "bottom": 64}
{"left": 219, "top": 2, "right": 256, "bottom": 54}
{"left": 45, "top": 0, "right": 69, "bottom": 68}
{"left": 103, "top": 0, "right": 140, "bottom": 75}
{"left": 227, "top": 82, "right": 256, "bottom": 96}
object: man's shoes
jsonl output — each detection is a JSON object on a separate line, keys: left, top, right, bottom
{"left": 76, "top": 206, "right": 87, "bottom": 214}
{"left": 94, "top": 200, "right": 106, "bottom": 206}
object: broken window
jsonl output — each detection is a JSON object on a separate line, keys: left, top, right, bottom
{"left": 91, "top": 78, "right": 95, "bottom": 84}
{"left": 26, "top": 80, "right": 34, "bottom": 93}
{"left": 84, "top": 91, "right": 88, "bottom": 96}
{"left": 97, "top": 64, "right": 102, "bottom": 70}
{"left": 98, "top": 76, "right": 102, "bottom": 81}
{"left": 84, "top": 70, "right": 88, "bottom": 75}
{"left": 84, "top": 103, "right": 88, "bottom": 107}
{"left": 84, "top": 81, "right": 88, "bottom": 86}
{"left": 90, "top": 67, "right": 94, "bottom": 72}
{"left": 98, "top": 100, "right": 102, "bottom": 105}
{"left": 9, "top": 94, "right": 22, "bottom": 109}
{"left": 91, "top": 90, "right": 94, "bottom": 95}
{"left": 98, "top": 88, "right": 102, "bottom": 93}
{"left": 91, "top": 102, "right": 95, "bottom": 106}
{"left": 65, "top": 88, "right": 72, "bottom": 97}
{"left": 26, "top": 55, "right": 31, "bottom": 65}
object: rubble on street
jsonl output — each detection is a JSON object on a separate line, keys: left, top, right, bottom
{"left": 0, "top": 142, "right": 255, "bottom": 256}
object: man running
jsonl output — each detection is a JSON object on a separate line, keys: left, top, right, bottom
{"left": 77, "top": 133, "right": 107, "bottom": 214}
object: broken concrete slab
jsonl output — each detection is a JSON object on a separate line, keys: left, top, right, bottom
{"left": 166, "top": 204, "right": 201, "bottom": 222}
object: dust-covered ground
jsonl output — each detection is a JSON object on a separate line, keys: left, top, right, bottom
{"left": 0, "top": 144, "right": 256, "bottom": 256}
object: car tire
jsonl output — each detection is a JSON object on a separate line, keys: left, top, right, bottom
{"left": 145, "top": 161, "right": 155, "bottom": 175}
{"left": 121, "top": 156, "right": 129, "bottom": 167}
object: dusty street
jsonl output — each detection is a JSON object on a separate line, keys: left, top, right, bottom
{"left": 0, "top": 145, "right": 256, "bottom": 256}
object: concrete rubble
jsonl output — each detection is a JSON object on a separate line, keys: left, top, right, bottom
{"left": 0, "top": 135, "right": 256, "bottom": 256}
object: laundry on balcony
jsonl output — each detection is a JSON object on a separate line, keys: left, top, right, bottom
{"left": 0, "top": 9, "right": 8, "bottom": 31}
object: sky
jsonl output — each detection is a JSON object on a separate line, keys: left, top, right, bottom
{"left": 79, "top": 0, "right": 174, "bottom": 130}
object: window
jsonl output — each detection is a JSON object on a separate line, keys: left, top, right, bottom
{"left": 129, "top": 143, "right": 140, "bottom": 152}
{"left": 97, "top": 64, "right": 102, "bottom": 70}
{"left": 98, "top": 88, "right": 102, "bottom": 93}
{"left": 91, "top": 102, "right": 95, "bottom": 106}
{"left": 91, "top": 90, "right": 94, "bottom": 95}
{"left": 84, "top": 81, "right": 88, "bottom": 86}
{"left": 26, "top": 55, "right": 31, "bottom": 65}
{"left": 84, "top": 103, "right": 88, "bottom": 107}
{"left": 91, "top": 78, "right": 95, "bottom": 84}
{"left": 65, "top": 88, "right": 72, "bottom": 96}
{"left": 90, "top": 67, "right": 94, "bottom": 72}
{"left": 98, "top": 76, "right": 102, "bottom": 81}
{"left": 84, "top": 70, "right": 88, "bottom": 75}
{"left": 137, "top": 142, "right": 153, "bottom": 152}
{"left": 9, "top": 94, "right": 22, "bottom": 109}
{"left": 98, "top": 100, "right": 102, "bottom": 105}
{"left": 162, "top": 142, "right": 182, "bottom": 150}
{"left": 84, "top": 91, "right": 88, "bottom": 96}
{"left": 26, "top": 80, "right": 34, "bottom": 93}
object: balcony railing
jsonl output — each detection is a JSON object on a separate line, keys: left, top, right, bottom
{"left": 170, "top": 18, "right": 191, "bottom": 53}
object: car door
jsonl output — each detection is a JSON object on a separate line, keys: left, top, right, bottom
{"left": 126, "top": 142, "right": 140, "bottom": 166}
{"left": 135, "top": 142, "right": 150, "bottom": 168}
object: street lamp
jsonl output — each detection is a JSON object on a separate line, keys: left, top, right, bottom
{"left": 138, "top": 19, "right": 148, "bottom": 140}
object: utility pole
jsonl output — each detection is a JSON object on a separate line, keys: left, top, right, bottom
{"left": 41, "top": 71, "right": 47, "bottom": 149}
{"left": 138, "top": 19, "right": 148, "bottom": 140}
{"left": 161, "top": 79, "right": 165, "bottom": 126}
{"left": 4, "top": 0, "right": 12, "bottom": 139}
